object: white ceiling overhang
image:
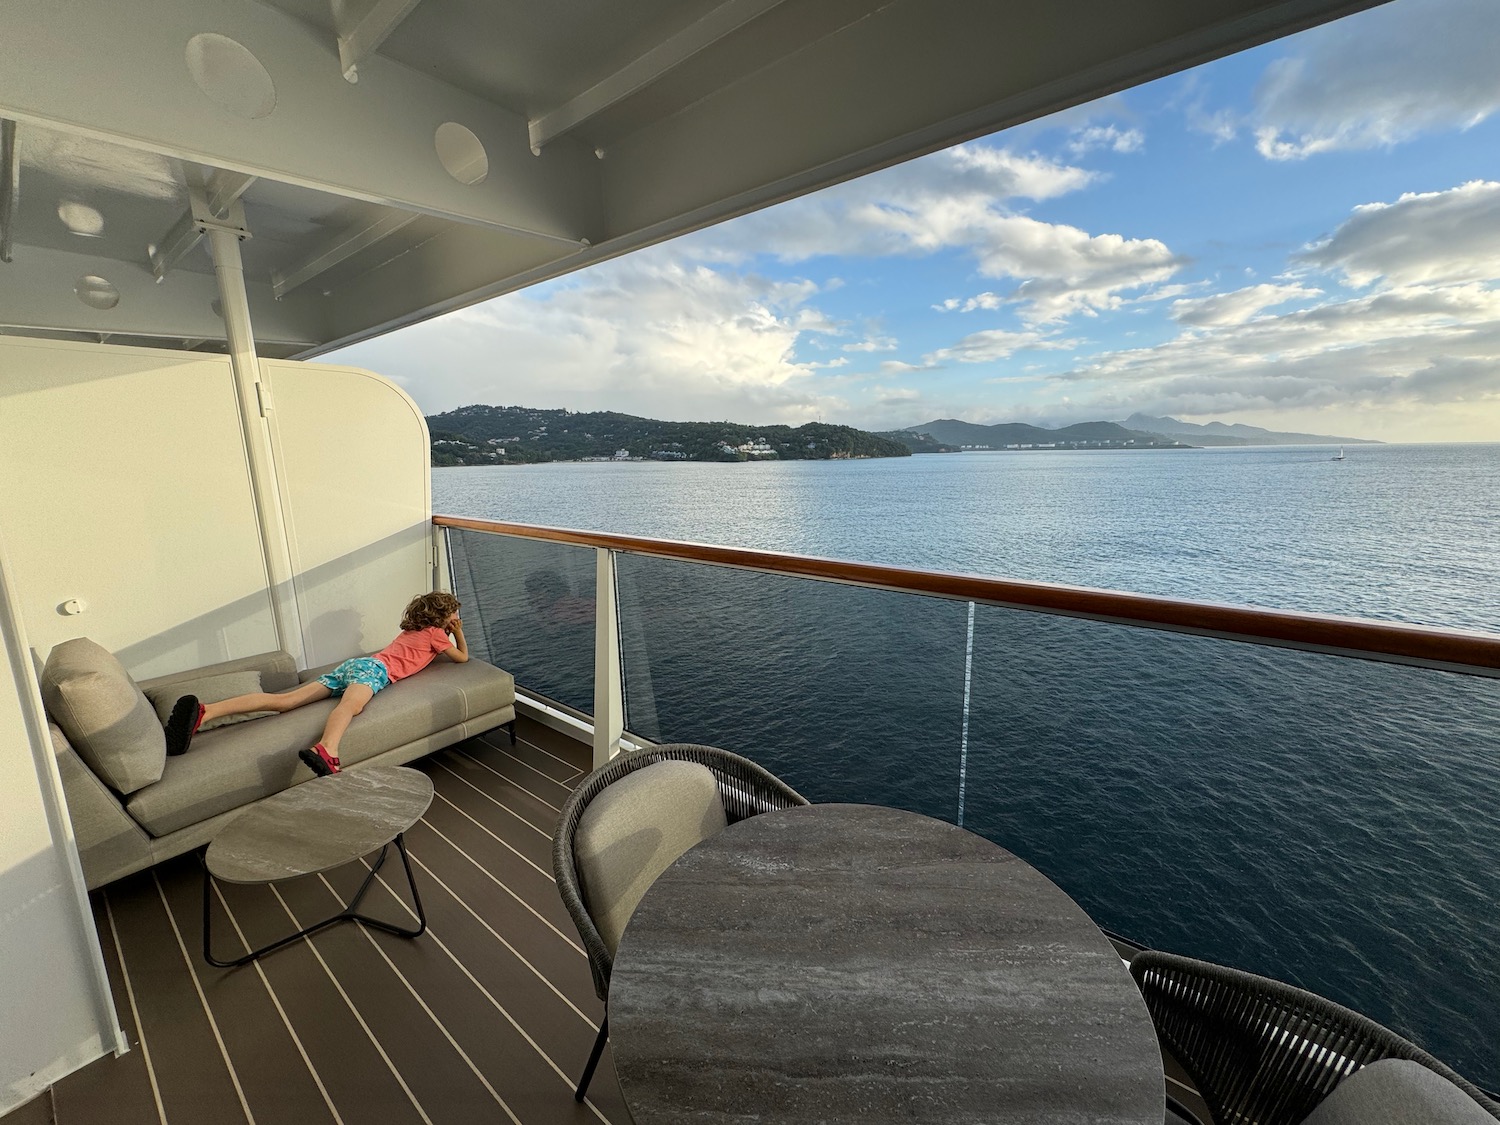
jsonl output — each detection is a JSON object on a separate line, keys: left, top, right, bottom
{"left": 0, "top": 0, "right": 1388, "bottom": 358}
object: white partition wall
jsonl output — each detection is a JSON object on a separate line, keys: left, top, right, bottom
{"left": 0, "top": 338, "right": 278, "bottom": 675}
{"left": 0, "top": 339, "right": 432, "bottom": 673}
{"left": 0, "top": 336, "right": 432, "bottom": 1112}
{"left": 262, "top": 360, "right": 433, "bottom": 669}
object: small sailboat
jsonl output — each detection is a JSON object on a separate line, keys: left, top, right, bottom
{"left": 1331, "top": 447, "right": 1345, "bottom": 461}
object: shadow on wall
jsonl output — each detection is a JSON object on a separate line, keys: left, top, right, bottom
{"left": 99, "top": 522, "right": 431, "bottom": 676}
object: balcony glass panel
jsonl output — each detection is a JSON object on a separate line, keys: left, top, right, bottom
{"left": 615, "top": 553, "right": 971, "bottom": 815}
{"left": 962, "top": 605, "right": 1500, "bottom": 1088}
{"left": 446, "top": 528, "right": 597, "bottom": 713}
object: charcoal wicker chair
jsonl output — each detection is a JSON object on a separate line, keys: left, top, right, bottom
{"left": 552, "top": 743, "right": 809, "bottom": 1102}
{"left": 1131, "top": 950, "right": 1500, "bottom": 1125}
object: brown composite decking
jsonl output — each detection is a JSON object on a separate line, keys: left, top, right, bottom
{"left": 8, "top": 718, "right": 631, "bottom": 1125}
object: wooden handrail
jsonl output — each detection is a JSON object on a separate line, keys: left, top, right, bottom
{"left": 433, "top": 514, "right": 1500, "bottom": 676}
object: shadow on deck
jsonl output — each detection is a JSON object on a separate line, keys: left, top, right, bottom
{"left": 8, "top": 717, "right": 630, "bottom": 1125}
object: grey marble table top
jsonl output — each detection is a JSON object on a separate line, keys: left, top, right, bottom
{"left": 610, "top": 803, "right": 1164, "bottom": 1125}
{"left": 205, "top": 766, "right": 434, "bottom": 884}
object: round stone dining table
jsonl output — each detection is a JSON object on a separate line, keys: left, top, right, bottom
{"left": 609, "top": 803, "right": 1164, "bottom": 1124}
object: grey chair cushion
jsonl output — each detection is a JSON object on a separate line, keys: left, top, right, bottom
{"left": 144, "top": 670, "right": 271, "bottom": 731}
{"left": 41, "top": 637, "right": 165, "bottom": 795}
{"left": 1302, "top": 1059, "right": 1493, "bottom": 1125}
{"left": 574, "top": 760, "right": 728, "bottom": 957}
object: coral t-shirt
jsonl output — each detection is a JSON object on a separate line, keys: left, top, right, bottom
{"left": 373, "top": 626, "right": 454, "bottom": 681}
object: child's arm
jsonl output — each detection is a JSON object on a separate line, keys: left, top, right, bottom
{"left": 442, "top": 617, "right": 470, "bottom": 663}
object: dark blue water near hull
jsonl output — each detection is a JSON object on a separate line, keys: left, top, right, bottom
{"left": 437, "top": 444, "right": 1500, "bottom": 1088}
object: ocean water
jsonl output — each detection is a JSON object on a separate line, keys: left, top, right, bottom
{"left": 435, "top": 443, "right": 1500, "bottom": 1087}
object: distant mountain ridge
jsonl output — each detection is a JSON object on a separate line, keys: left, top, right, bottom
{"left": 905, "top": 418, "right": 1190, "bottom": 449}
{"left": 905, "top": 415, "right": 1380, "bottom": 449}
{"left": 1122, "top": 414, "right": 1381, "bottom": 446}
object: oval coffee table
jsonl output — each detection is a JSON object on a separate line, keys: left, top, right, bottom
{"left": 202, "top": 765, "right": 434, "bottom": 967}
{"left": 610, "top": 803, "right": 1163, "bottom": 1124}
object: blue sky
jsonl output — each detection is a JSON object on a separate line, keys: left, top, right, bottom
{"left": 333, "top": 0, "right": 1500, "bottom": 442}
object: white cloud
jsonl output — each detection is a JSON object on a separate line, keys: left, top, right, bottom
{"left": 842, "top": 336, "right": 898, "bottom": 352}
{"left": 677, "top": 141, "right": 1180, "bottom": 322}
{"left": 936, "top": 293, "right": 1004, "bottom": 313}
{"left": 925, "top": 329, "right": 1076, "bottom": 365}
{"left": 1171, "top": 283, "right": 1324, "bottom": 326}
{"left": 1067, "top": 125, "right": 1144, "bottom": 155}
{"left": 1299, "top": 180, "right": 1500, "bottom": 288}
{"left": 331, "top": 256, "right": 850, "bottom": 423}
{"left": 1252, "top": 0, "right": 1500, "bottom": 159}
{"left": 682, "top": 143, "right": 1096, "bottom": 264}
{"left": 1052, "top": 283, "right": 1500, "bottom": 416}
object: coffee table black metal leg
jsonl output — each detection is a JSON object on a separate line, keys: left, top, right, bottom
{"left": 349, "top": 833, "right": 427, "bottom": 939}
{"left": 203, "top": 833, "right": 426, "bottom": 967}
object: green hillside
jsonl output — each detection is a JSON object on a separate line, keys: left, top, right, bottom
{"left": 428, "top": 405, "right": 912, "bottom": 465}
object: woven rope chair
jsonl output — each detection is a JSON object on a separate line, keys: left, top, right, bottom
{"left": 552, "top": 743, "right": 809, "bottom": 1101}
{"left": 1131, "top": 950, "right": 1500, "bottom": 1125}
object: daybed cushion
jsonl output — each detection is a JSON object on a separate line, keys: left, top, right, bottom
{"left": 41, "top": 637, "right": 165, "bottom": 795}
{"left": 126, "top": 658, "right": 515, "bottom": 836}
{"left": 144, "top": 670, "right": 272, "bottom": 731}
{"left": 1301, "top": 1059, "right": 1493, "bottom": 1125}
{"left": 574, "top": 760, "right": 728, "bottom": 956}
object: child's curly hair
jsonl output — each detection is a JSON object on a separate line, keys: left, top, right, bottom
{"left": 401, "top": 591, "right": 460, "bottom": 632}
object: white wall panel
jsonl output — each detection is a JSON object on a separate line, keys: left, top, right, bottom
{"left": 0, "top": 338, "right": 277, "bottom": 676}
{"left": 263, "top": 361, "right": 432, "bottom": 668}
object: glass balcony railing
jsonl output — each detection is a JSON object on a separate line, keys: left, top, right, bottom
{"left": 435, "top": 514, "right": 1500, "bottom": 1090}
{"left": 446, "top": 525, "right": 597, "bottom": 715}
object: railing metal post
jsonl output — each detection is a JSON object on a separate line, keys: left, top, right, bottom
{"left": 432, "top": 524, "right": 451, "bottom": 593}
{"left": 592, "top": 547, "right": 624, "bottom": 769}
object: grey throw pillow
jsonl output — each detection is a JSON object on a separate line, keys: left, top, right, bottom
{"left": 144, "top": 670, "right": 271, "bottom": 731}
{"left": 41, "top": 638, "right": 165, "bottom": 795}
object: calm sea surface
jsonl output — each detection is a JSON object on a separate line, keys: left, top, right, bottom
{"left": 435, "top": 443, "right": 1500, "bottom": 1086}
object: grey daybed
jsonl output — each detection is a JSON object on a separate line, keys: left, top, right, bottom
{"left": 41, "top": 637, "right": 516, "bottom": 889}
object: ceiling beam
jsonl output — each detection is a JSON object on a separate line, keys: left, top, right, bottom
{"left": 0, "top": 119, "right": 18, "bottom": 264}
{"left": 0, "top": 0, "right": 603, "bottom": 244}
{"left": 337, "top": 0, "right": 424, "bottom": 83}
{"left": 527, "top": 0, "right": 789, "bottom": 155}
{"left": 0, "top": 241, "right": 321, "bottom": 346}
{"left": 149, "top": 170, "right": 257, "bottom": 281}
{"left": 206, "top": 169, "right": 258, "bottom": 218}
{"left": 272, "top": 208, "right": 420, "bottom": 299}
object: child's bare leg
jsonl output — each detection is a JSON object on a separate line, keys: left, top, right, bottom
{"left": 203, "top": 681, "right": 331, "bottom": 724}
{"left": 316, "top": 684, "right": 373, "bottom": 761}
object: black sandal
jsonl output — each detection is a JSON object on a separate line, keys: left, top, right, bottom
{"left": 164, "top": 695, "right": 204, "bottom": 756}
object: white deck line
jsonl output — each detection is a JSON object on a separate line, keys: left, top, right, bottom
{"left": 429, "top": 759, "right": 552, "bottom": 838}
{"left": 265, "top": 884, "right": 434, "bottom": 1125}
{"left": 103, "top": 893, "right": 168, "bottom": 1125}
{"left": 209, "top": 882, "right": 345, "bottom": 1125}
{"left": 471, "top": 736, "right": 576, "bottom": 794}
{"left": 319, "top": 874, "right": 525, "bottom": 1125}
{"left": 361, "top": 901, "right": 613, "bottom": 1125}
{"left": 454, "top": 746, "right": 563, "bottom": 810}
{"left": 429, "top": 787, "right": 554, "bottom": 880}
{"left": 361, "top": 852, "right": 596, "bottom": 1026}
{"left": 150, "top": 873, "right": 257, "bottom": 1125}
{"left": 412, "top": 821, "right": 585, "bottom": 954}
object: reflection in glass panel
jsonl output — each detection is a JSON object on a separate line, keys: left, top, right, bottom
{"left": 962, "top": 605, "right": 1500, "bottom": 1088}
{"left": 616, "top": 554, "right": 970, "bottom": 815}
{"left": 446, "top": 529, "right": 597, "bottom": 713}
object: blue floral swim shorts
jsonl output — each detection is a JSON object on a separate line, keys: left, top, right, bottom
{"left": 317, "top": 656, "right": 391, "bottom": 696}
